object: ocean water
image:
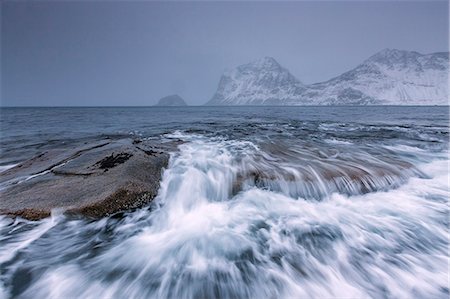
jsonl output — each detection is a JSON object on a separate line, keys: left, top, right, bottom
{"left": 0, "top": 106, "right": 449, "bottom": 298}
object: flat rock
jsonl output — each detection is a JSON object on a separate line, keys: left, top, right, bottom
{"left": 0, "top": 138, "right": 182, "bottom": 220}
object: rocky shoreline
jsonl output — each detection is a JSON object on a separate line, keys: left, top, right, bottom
{"left": 0, "top": 138, "right": 181, "bottom": 220}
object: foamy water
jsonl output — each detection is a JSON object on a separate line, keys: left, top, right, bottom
{"left": 1, "top": 131, "right": 449, "bottom": 299}
{"left": 0, "top": 106, "right": 448, "bottom": 298}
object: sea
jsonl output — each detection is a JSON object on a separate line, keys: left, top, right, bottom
{"left": 0, "top": 106, "right": 449, "bottom": 298}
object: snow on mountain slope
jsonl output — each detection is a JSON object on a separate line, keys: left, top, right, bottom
{"left": 308, "top": 49, "right": 449, "bottom": 105}
{"left": 207, "top": 57, "right": 308, "bottom": 105}
{"left": 206, "top": 49, "right": 449, "bottom": 105}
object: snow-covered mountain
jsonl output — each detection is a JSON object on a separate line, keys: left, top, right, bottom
{"left": 206, "top": 49, "right": 449, "bottom": 105}
{"left": 307, "top": 49, "right": 449, "bottom": 105}
{"left": 207, "top": 57, "right": 307, "bottom": 105}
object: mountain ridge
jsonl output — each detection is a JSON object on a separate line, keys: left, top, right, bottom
{"left": 206, "top": 49, "right": 449, "bottom": 105}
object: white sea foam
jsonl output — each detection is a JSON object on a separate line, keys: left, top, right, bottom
{"left": 0, "top": 164, "right": 18, "bottom": 173}
{"left": 0, "top": 217, "right": 58, "bottom": 264}
{"left": 324, "top": 138, "right": 353, "bottom": 145}
{"left": 1, "top": 134, "right": 448, "bottom": 298}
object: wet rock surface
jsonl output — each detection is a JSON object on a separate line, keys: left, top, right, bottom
{"left": 231, "top": 141, "right": 425, "bottom": 199}
{"left": 0, "top": 138, "right": 182, "bottom": 220}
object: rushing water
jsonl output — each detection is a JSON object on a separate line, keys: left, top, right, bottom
{"left": 0, "top": 106, "right": 449, "bottom": 298}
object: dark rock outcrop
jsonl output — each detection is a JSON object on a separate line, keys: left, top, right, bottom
{"left": 155, "top": 94, "right": 187, "bottom": 106}
{"left": 0, "top": 138, "right": 182, "bottom": 220}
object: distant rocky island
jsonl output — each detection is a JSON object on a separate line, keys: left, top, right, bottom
{"left": 206, "top": 49, "right": 449, "bottom": 105}
{"left": 155, "top": 94, "right": 188, "bottom": 106}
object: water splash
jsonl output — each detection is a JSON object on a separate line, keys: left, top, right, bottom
{"left": 0, "top": 133, "right": 448, "bottom": 299}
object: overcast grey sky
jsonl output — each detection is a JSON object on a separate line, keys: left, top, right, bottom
{"left": 1, "top": 1, "right": 448, "bottom": 106}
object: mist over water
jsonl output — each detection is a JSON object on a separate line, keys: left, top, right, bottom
{"left": 0, "top": 106, "right": 448, "bottom": 298}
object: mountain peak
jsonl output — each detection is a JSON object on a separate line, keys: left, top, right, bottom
{"left": 254, "top": 56, "right": 279, "bottom": 66}
{"left": 207, "top": 49, "right": 448, "bottom": 106}
{"left": 377, "top": 48, "right": 408, "bottom": 56}
{"left": 207, "top": 57, "right": 305, "bottom": 105}
{"left": 239, "top": 56, "right": 282, "bottom": 71}
{"left": 366, "top": 48, "right": 421, "bottom": 64}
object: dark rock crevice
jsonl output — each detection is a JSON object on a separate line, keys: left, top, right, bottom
{"left": 95, "top": 153, "right": 133, "bottom": 171}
